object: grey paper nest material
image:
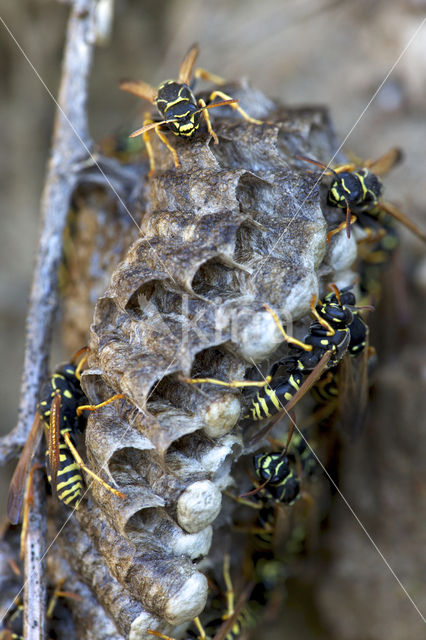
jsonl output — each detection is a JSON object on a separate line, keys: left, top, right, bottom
{"left": 66, "top": 83, "right": 358, "bottom": 638}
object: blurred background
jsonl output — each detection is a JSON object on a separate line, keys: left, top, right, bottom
{"left": 1, "top": 1, "right": 425, "bottom": 638}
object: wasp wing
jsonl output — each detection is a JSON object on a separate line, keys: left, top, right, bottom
{"left": 378, "top": 201, "right": 426, "bottom": 242}
{"left": 178, "top": 43, "right": 199, "bottom": 85}
{"left": 48, "top": 394, "right": 62, "bottom": 497}
{"left": 366, "top": 148, "right": 403, "bottom": 175}
{"left": 119, "top": 80, "right": 157, "bottom": 104}
{"left": 7, "top": 414, "right": 43, "bottom": 525}
{"left": 338, "top": 345, "right": 370, "bottom": 439}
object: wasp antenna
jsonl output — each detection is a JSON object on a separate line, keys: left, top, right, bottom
{"left": 239, "top": 478, "right": 270, "bottom": 499}
{"left": 329, "top": 283, "right": 342, "bottom": 304}
{"left": 297, "top": 155, "right": 340, "bottom": 180}
{"left": 129, "top": 119, "right": 177, "bottom": 138}
{"left": 194, "top": 98, "right": 238, "bottom": 115}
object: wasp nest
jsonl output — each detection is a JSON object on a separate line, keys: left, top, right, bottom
{"left": 54, "top": 82, "right": 359, "bottom": 639}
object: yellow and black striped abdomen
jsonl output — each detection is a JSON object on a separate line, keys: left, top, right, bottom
{"left": 38, "top": 363, "right": 87, "bottom": 510}
{"left": 245, "top": 372, "right": 303, "bottom": 421}
{"left": 46, "top": 439, "right": 83, "bottom": 508}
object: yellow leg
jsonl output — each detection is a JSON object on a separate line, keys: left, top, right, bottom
{"left": 146, "top": 631, "right": 175, "bottom": 640}
{"left": 74, "top": 352, "right": 88, "bottom": 381}
{"left": 193, "top": 616, "right": 207, "bottom": 640}
{"left": 194, "top": 67, "right": 226, "bottom": 86}
{"left": 63, "top": 432, "right": 126, "bottom": 499}
{"left": 46, "top": 578, "right": 65, "bottom": 618}
{"left": 223, "top": 489, "right": 263, "bottom": 510}
{"left": 263, "top": 303, "right": 313, "bottom": 352}
{"left": 327, "top": 214, "right": 357, "bottom": 243}
{"left": 154, "top": 127, "right": 180, "bottom": 170}
{"left": 309, "top": 295, "right": 335, "bottom": 336}
{"left": 209, "top": 90, "right": 263, "bottom": 125}
{"left": 198, "top": 97, "right": 219, "bottom": 144}
{"left": 356, "top": 227, "right": 387, "bottom": 245}
{"left": 46, "top": 580, "right": 82, "bottom": 617}
{"left": 222, "top": 553, "right": 235, "bottom": 620}
{"left": 180, "top": 375, "right": 272, "bottom": 388}
{"left": 76, "top": 393, "right": 124, "bottom": 417}
{"left": 139, "top": 116, "right": 156, "bottom": 178}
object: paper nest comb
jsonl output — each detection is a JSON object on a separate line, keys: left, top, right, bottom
{"left": 54, "top": 82, "right": 359, "bottom": 640}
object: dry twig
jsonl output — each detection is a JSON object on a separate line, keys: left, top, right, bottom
{"left": 0, "top": 1, "right": 98, "bottom": 638}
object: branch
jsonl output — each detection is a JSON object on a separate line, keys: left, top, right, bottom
{"left": 23, "top": 455, "right": 46, "bottom": 640}
{"left": 1, "top": 1, "right": 99, "bottom": 638}
{"left": 0, "top": 0, "right": 97, "bottom": 462}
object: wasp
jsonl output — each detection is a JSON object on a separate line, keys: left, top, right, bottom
{"left": 297, "top": 148, "right": 426, "bottom": 242}
{"left": 319, "top": 286, "right": 369, "bottom": 356}
{"left": 309, "top": 285, "right": 372, "bottom": 436}
{"left": 252, "top": 451, "right": 300, "bottom": 506}
{"left": 7, "top": 348, "right": 125, "bottom": 525}
{"left": 181, "top": 286, "right": 359, "bottom": 425}
{"left": 120, "top": 43, "right": 264, "bottom": 176}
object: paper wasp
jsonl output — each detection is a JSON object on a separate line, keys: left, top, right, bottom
{"left": 252, "top": 451, "right": 300, "bottom": 506}
{"left": 309, "top": 286, "right": 372, "bottom": 436}
{"left": 120, "top": 43, "right": 264, "bottom": 176}
{"left": 7, "top": 348, "right": 125, "bottom": 525}
{"left": 297, "top": 148, "right": 426, "bottom": 242}
{"left": 181, "top": 286, "right": 361, "bottom": 425}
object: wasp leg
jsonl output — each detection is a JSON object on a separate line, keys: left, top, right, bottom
{"left": 142, "top": 116, "right": 158, "bottom": 178}
{"left": 180, "top": 375, "right": 273, "bottom": 388}
{"left": 224, "top": 489, "right": 264, "bottom": 509}
{"left": 194, "top": 67, "right": 226, "bottom": 85}
{"left": 147, "top": 619, "right": 206, "bottom": 640}
{"left": 208, "top": 90, "right": 264, "bottom": 125}
{"left": 222, "top": 553, "right": 235, "bottom": 620}
{"left": 62, "top": 432, "right": 126, "bottom": 499}
{"left": 327, "top": 214, "right": 357, "bottom": 243}
{"left": 333, "top": 163, "right": 356, "bottom": 173}
{"left": 356, "top": 226, "right": 387, "bottom": 246}
{"left": 46, "top": 578, "right": 82, "bottom": 618}
{"left": 309, "top": 294, "right": 335, "bottom": 335}
{"left": 154, "top": 126, "right": 180, "bottom": 170}
{"left": 263, "top": 303, "right": 313, "bottom": 351}
{"left": 198, "top": 97, "right": 219, "bottom": 144}
{"left": 74, "top": 352, "right": 88, "bottom": 380}
{"left": 193, "top": 616, "right": 207, "bottom": 640}
{"left": 76, "top": 393, "right": 124, "bottom": 417}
